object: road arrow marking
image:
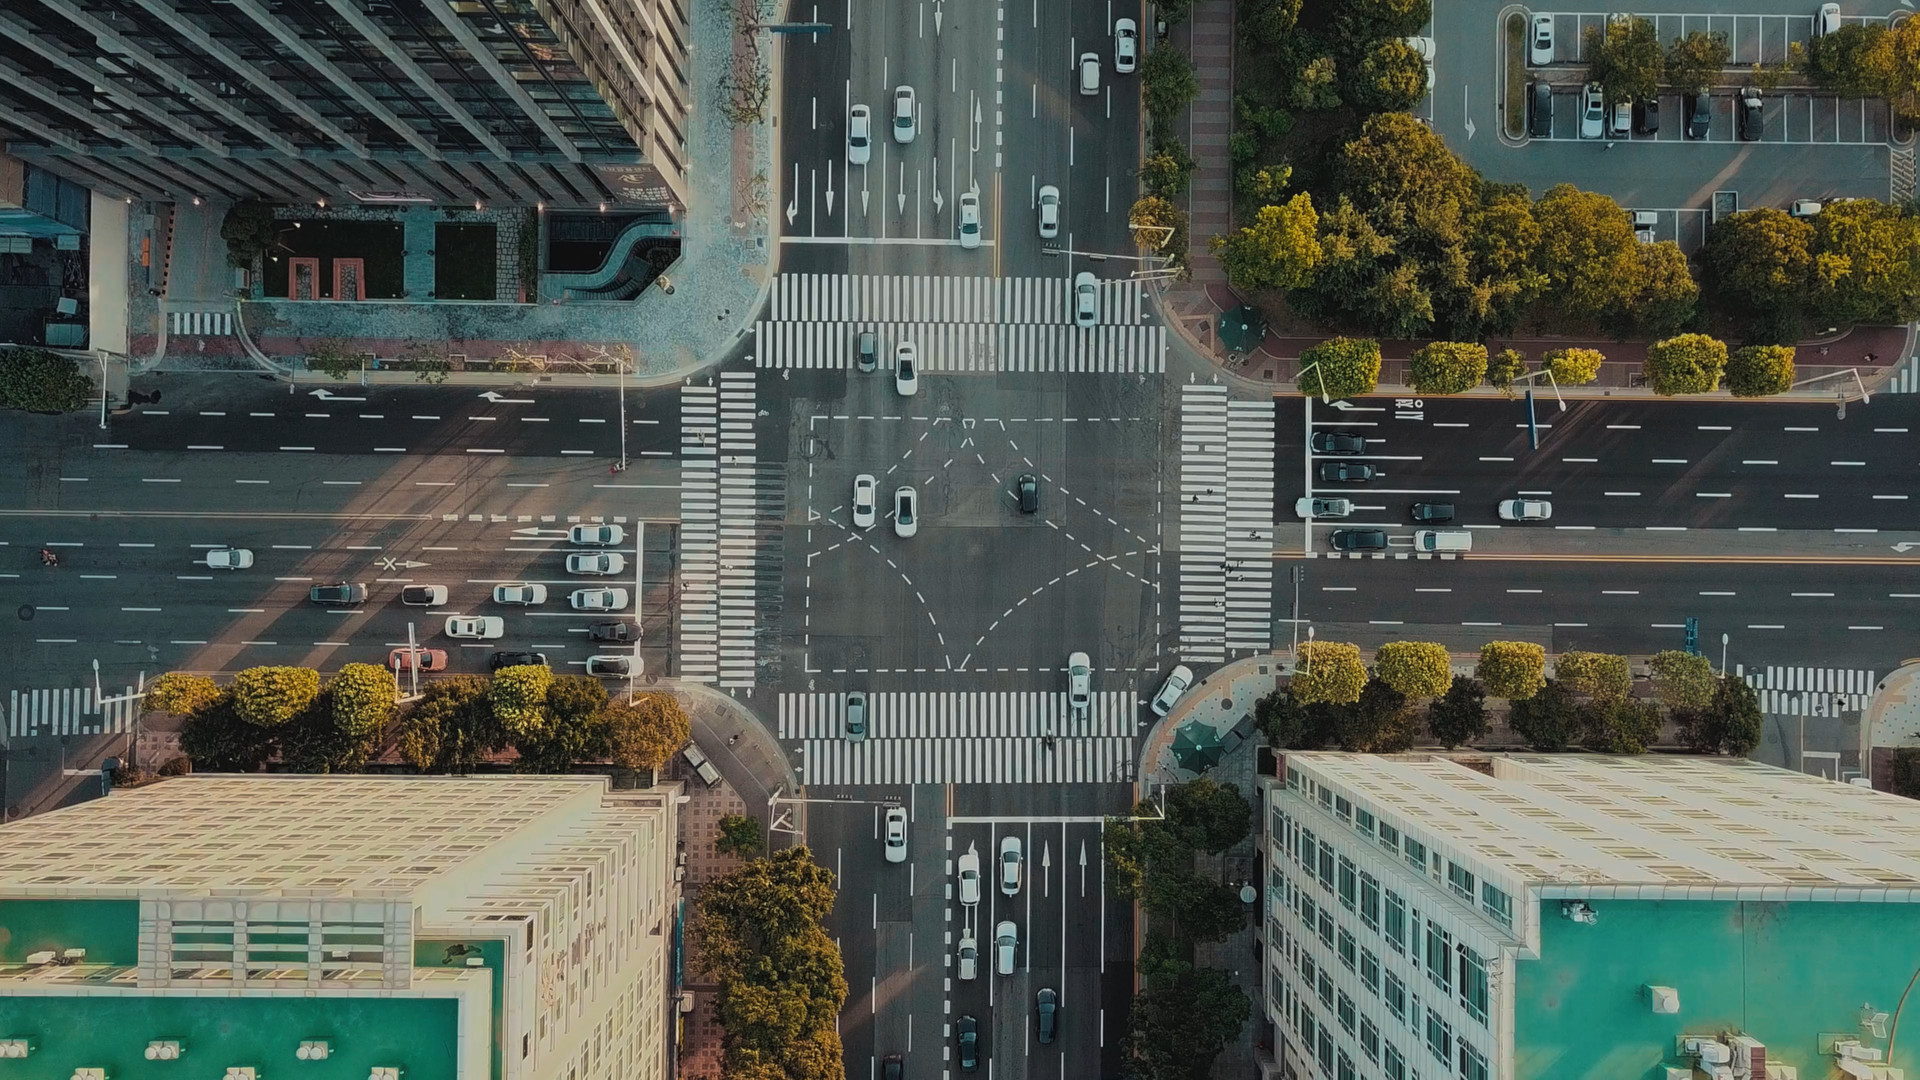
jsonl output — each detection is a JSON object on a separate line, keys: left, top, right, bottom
{"left": 1463, "top": 84, "right": 1475, "bottom": 139}
{"left": 934, "top": 0, "right": 943, "bottom": 33}
{"left": 1327, "top": 400, "right": 1387, "bottom": 412}
{"left": 308, "top": 388, "right": 367, "bottom": 401}
{"left": 512, "top": 527, "right": 571, "bottom": 538}
{"left": 1078, "top": 840, "right": 1088, "bottom": 897}
{"left": 1894, "top": 542, "right": 1920, "bottom": 552}
{"left": 478, "top": 391, "right": 535, "bottom": 403}
{"left": 825, "top": 160, "right": 836, "bottom": 216}
{"left": 897, "top": 162, "right": 906, "bottom": 213}
{"left": 375, "top": 557, "right": 430, "bottom": 570}
{"left": 1042, "top": 842, "right": 1052, "bottom": 899}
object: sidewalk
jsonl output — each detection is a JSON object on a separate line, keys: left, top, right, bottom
{"left": 1136, "top": 653, "right": 1282, "bottom": 796}
{"left": 1864, "top": 663, "right": 1920, "bottom": 788}
{"left": 130, "top": 0, "right": 774, "bottom": 385}
{"left": 667, "top": 681, "right": 803, "bottom": 840}
{"left": 1158, "top": 0, "right": 1235, "bottom": 356}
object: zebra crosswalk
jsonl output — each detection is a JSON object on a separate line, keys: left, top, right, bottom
{"left": 8, "top": 687, "right": 140, "bottom": 739}
{"left": 1177, "top": 386, "right": 1275, "bottom": 664}
{"left": 167, "top": 309, "right": 234, "bottom": 336}
{"left": 779, "top": 691, "right": 1140, "bottom": 785}
{"left": 1741, "top": 665, "right": 1880, "bottom": 717}
{"left": 678, "top": 372, "right": 777, "bottom": 688}
{"left": 753, "top": 273, "right": 1165, "bottom": 373}
{"left": 1883, "top": 355, "right": 1920, "bottom": 394}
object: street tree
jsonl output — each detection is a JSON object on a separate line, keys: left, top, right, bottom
{"left": 1630, "top": 241, "right": 1700, "bottom": 336}
{"left": 399, "top": 675, "right": 506, "bottom": 773}
{"left": 1406, "top": 343, "right": 1488, "bottom": 396}
{"left": 1580, "top": 697, "right": 1665, "bottom": 754}
{"left": 547, "top": 674, "right": 609, "bottom": 723}
{"left": 489, "top": 664, "right": 554, "bottom": 736}
{"left": 1664, "top": 30, "right": 1731, "bottom": 95}
{"left": 1476, "top": 641, "right": 1546, "bottom": 700}
{"left": 1254, "top": 688, "right": 1310, "bottom": 747}
{"left": 1726, "top": 344, "right": 1796, "bottom": 397}
{"left": 0, "top": 348, "right": 94, "bottom": 413}
{"left": 1291, "top": 640, "right": 1368, "bottom": 704}
{"left": 604, "top": 692, "right": 693, "bottom": 771}
{"left": 1701, "top": 208, "right": 1814, "bottom": 334}
{"left": 231, "top": 665, "right": 321, "bottom": 727}
{"left": 1142, "top": 44, "right": 1200, "bottom": 120}
{"left": 1332, "top": 678, "right": 1421, "bottom": 752}
{"left": 1427, "top": 676, "right": 1489, "bottom": 749}
{"left": 1141, "top": 149, "right": 1196, "bottom": 198}
{"left": 1458, "top": 187, "right": 1548, "bottom": 338}
{"left": 1867, "top": 18, "right": 1920, "bottom": 124}
{"left": 179, "top": 693, "right": 276, "bottom": 772}
{"left": 1585, "top": 16, "right": 1664, "bottom": 103}
{"left": 1533, "top": 184, "right": 1640, "bottom": 327}
{"left": 1673, "top": 676, "right": 1764, "bottom": 756}
{"left": 715, "top": 813, "right": 764, "bottom": 857}
{"left": 145, "top": 672, "right": 223, "bottom": 718}
{"left": 328, "top": 663, "right": 396, "bottom": 744}
{"left": 1540, "top": 347, "right": 1604, "bottom": 386}
{"left": 1486, "top": 348, "right": 1526, "bottom": 393}
{"left": 1123, "top": 965, "right": 1251, "bottom": 1080}
{"left": 1553, "top": 651, "right": 1631, "bottom": 701}
{"left": 1335, "top": 0, "right": 1431, "bottom": 41}
{"left": 1350, "top": 39, "right": 1429, "bottom": 112}
{"left": 695, "top": 847, "right": 840, "bottom": 971}
{"left": 1807, "top": 23, "right": 1888, "bottom": 96}
{"left": 1164, "top": 777, "right": 1252, "bottom": 853}
{"left": 220, "top": 201, "right": 277, "bottom": 267}
{"left": 1648, "top": 650, "right": 1716, "bottom": 711}
{"left": 1131, "top": 196, "right": 1188, "bottom": 252}
{"left": 1374, "top": 641, "right": 1454, "bottom": 697}
{"left": 1643, "top": 333, "right": 1728, "bottom": 395}
{"left": 1508, "top": 679, "right": 1580, "bottom": 751}
{"left": 1809, "top": 198, "right": 1920, "bottom": 326}
{"left": 1297, "top": 338, "right": 1381, "bottom": 401}
{"left": 1211, "top": 194, "right": 1323, "bottom": 291}
{"left": 1290, "top": 55, "right": 1343, "bottom": 110}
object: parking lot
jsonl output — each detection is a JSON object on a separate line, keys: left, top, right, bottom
{"left": 1532, "top": 9, "right": 1885, "bottom": 67}
{"left": 1530, "top": 88, "right": 1892, "bottom": 146}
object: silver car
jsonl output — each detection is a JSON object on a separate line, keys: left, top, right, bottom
{"left": 570, "top": 587, "right": 630, "bottom": 611}
{"left": 1067, "top": 650, "right": 1091, "bottom": 718}
{"left": 1579, "top": 83, "right": 1605, "bottom": 139}
{"left": 569, "top": 524, "right": 624, "bottom": 546}
{"left": 205, "top": 546, "right": 253, "bottom": 569}
{"left": 1498, "top": 498, "right": 1553, "bottom": 521}
{"left": 995, "top": 920, "right": 1018, "bottom": 975}
{"left": 1072, "top": 271, "right": 1099, "bottom": 327}
{"left": 848, "top": 103, "right": 872, "bottom": 165}
{"left": 1530, "top": 13, "right": 1554, "bottom": 65}
{"left": 566, "top": 552, "right": 626, "bottom": 575}
{"left": 492, "top": 582, "right": 548, "bottom": 605}
{"left": 957, "top": 191, "right": 981, "bottom": 250}
{"left": 1037, "top": 184, "right": 1060, "bottom": 238}
{"left": 845, "top": 691, "right": 868, "bottom": 741}
{"left": 1150, "top": 664, "right": 1195, "bottom": 717}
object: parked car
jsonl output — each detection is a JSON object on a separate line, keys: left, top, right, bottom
{"left": 995, "top": 920, "right": 1018, "bottom": 975}
{"left": 402, "top": 585, "right": 449, "bottom": 606}
{"left": 1067, "top": 650, "right": 1091, "bottom": 718}
{"left": 1683, "top": 91, "right": 1711, "bottom": 139}
{"left": 1633, "top": 96, "right": 1659, "bottom": 135}
{"left": 444, "top": 615, "right": 504, "bottom": 640}
{"left": 957, "top": 933, "right": 979, "bottom": 980}
{"left": 853, "top": 474, "right": 878, "bottom": 528}
{"left": 1632, "top": 209, "right": 1659, "bottom": 244}
{"left": 1738, "top": 88, "right": 1764, "bottom": 140}
{"left": 489, "top": 651, "right": 548, "bottom": 671}
{"left": 1310, "top": 430, "right": 1366, "bottom": 454}
{"left": 893, "top": 85, "right": 916, "bottom": 143}
{"left": 1036, "top": 988, "right": 1058, "bottom": 1045}
{"left": 570, "top": 587, "right": 630, "bottom": 611}
{"left": 957, "top": 190, "right": 981, "bottom": 249}
{"left": 1404, "top": 35, "right": 1435, "bottom": 90}
{"left": 566, "top": 552, "right": 626, "bottom": 575}
{"left": 845, "top": 690, "right": 868, "bottom": 742}
{"left": 1409, "top": 502, "right": 1454, "bottom": 523}
{"left": 585, "top": 655, "right": 634, "bottom": 677}
{"left": 957, "top": 847, "right": 982, "bottom": 904}
{"left": 1817, "top": 1, "right": 1841, "bottom": 36}
{"left": 569, "top": 524, "right": 625, "bottom": 546}
{"left": 895, "top": 341, "right": 919, "bottom": 396}
{"left": 1789, "top": 199, "right": 1823, "bottom": 218}
{"left": 205, "top": 546, "right": 253, "bottom": 569}
{"left": 957, "top": 1015, "right": 979, "bottom": 1072}
{"left": 1295, "top": 496, "right": 1353, "bottom": 519}
{"left": 492, "top": 582, "right": 547, "bottom": 605}
{"left": 309, "top": 582, "right": 368, "bottom": 605}
{"left": 588, "top": 621, "right": 632, "bottom": 643}
{"left": 884, "top": 1056, "right": 903, "bottom": 1080}
{"left": 388, "top": 647, "right": 448, "bottom": 672}
{"left": 1073, "top": 271, "right": 1099, "bottom": 327}
{"left": 1529, "top": 80, "right": 1552, "bottom": 138}
{"left": 884, "top": 806, "right": 908, "bottom": 863}
{"left": 857, "top": 330, "right": 879, "bottom": 372}
{"left": 1498, "top": 498, "right": 1553, "bottom": 521}
{"left": 1037, "top": 184, "right": 1060, "bottom": 238}
{"left": 1078, "top": 51, "right": 1101, "bottom": 95}
{"left": 1330, "top": 528, "right": 1389, "bottom": 551}
{"left": 1579, "top": 82, "right": 1605, "bottom": 139}
{"left": 1115, "top": 18, "right": 1138, "bottom": 72}
{"left": 848, "top": 103, "right": 872, "bottom": 164}
{"left": 894, "top": 486, "right": 919, "bottom": 538}
{"left": 1016, "top": 473, "right": 1039, "bottom": 514}
{"left": 1000, "top": 835, "right": 1023, "bottom": 895}
{"left": 1149, "top": 664, "right": 1195, "bottom": 717}
{"left": 1318, "top": 461, "right": 1375, "bottom": 483}
{"left": 1530, "top": 13, "right": 1555, "bottom": 65}
{"left": 1608, "top": 96, "right": 1632, "bottom": 138}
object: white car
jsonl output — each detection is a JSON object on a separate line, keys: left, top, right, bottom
{"left": 1608, "top": 96, "right": 1632, "bottom": 138}
{"left": 492, "top": 582, "right": 548, "bottom": 605}
{"left": 570, "top": 587, "right": 630, "bottom": 611}
{"left": 1150, "top": 664, "right": 1195, "bottom": 717}
{"left": 1816, "top": 2, "right": 1840, "bottom": 36}
{"left": 957, "top": 932, "right": 979, "bottom": 980}
{"left": 402, "top": 585, "right": 449, "bottom": 606}
{"left": 995, "top": 920, "right": 1018, "bottom": 975}
{"left": 585, "top": 655, "right": 634, "bottom": 677}
{"left": 1115, "top": 18, "right": 1138, "bottom": 72}
{"left": 205, "top": 546, "right": 253, "bottom": 569}
{"left": 893, "top": 85, "right": 916, "bottom": 144}
{"left": 1405, "top": 35, "right": 1435, "bottom": 90}
{"left": 1579, "top": 82, "right": 1605, "bottom": 139}
{"left": 444, "top": 615, "right": 505, "bottom": 640}
{"left": 1498, "top": 498, "right": 1553, "bottom": 521}
{"left": 1789, "top": 199, "right": 1824, "bottom": 218}
{"left": 1079, "top": 52, "right": 1101, "bottom": 96}
{"left": 848, "top": 103, "right": 872, "bottom": 164}
{"left": 1294, "top": 496, "right": 1353, "bottom": 519}
{"left": 1067, "top": 650, "right": 1091, "bottom": 718}
{"left": 1037, "top": 184, "right": 1060, "bottom": 238}
{"left": 1000, "top": 835, "right": 1023, "bottom": 896}
{"left": 894, "top": 486, "right": 919, "bottom": 538}
{"left": 569, "top": 524, "right": 625, "bottom": 546}
{"left": 1072, "top": 271, "right": 1099, "bottom": 327}
{"left": 894, "top": 341, "right": 918, "bottom": 397}
{"left": 957, "top": 190, "right": 981, "bottom": 249}
{"left": 1530, "top": 13, "right": 1554, "bottom": 65}
{"left": 884, "top": 805, "right": 908, "bottom": 863}
{"left": 566, "top": 552, "right": 626, "bottom": 575}
{"left": 957, "top": 847, "right": 982, "bottom": 905}
{"left": 853, "top": 474, "right": 878, "bottom": 528}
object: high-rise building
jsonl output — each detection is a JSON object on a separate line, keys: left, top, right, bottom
{"left": 1258, "top": 753, "right": 1920, "bottom": 1080}
{"left": 0, "top": 774, "right": 682, "bottom": 1080}
{"left": 0, "top": 0, "right": 689, "bottom": 210}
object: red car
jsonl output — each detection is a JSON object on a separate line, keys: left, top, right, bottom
{"left": 389, "top": 647, "right": 448, "bottom": 672}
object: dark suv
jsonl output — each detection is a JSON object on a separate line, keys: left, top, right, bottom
{"left": 1737, "top": 89, "right": 1763, "bottom": 140}
{"left": 589, "top": 621, "right": 633, "bottom": 643}
{"left": 489, "top": 651, "right": 549, "bottom": 671}
{"left": 1330, "top": 529, "right": 1389, "bottom": 551}
{"left": 1410, "top": 502, "right": 1455, "bottom": 523}
{"left": 1683, "top": 92, "right": 1711, "bottom": 139}
{"left": 957, "top": 1015, "right": 979, "bottom": 1070}
{"left": 1310, "top": 430, "right": 1367, "bottom": 454}
{"left": 309, "top": 582, "right": 368, "bottom": 605}
{"left": 1036, "top": 988, "right": 1058, "bottom": 1044}
{"left": 1016, "top": 474, "right": 1039, "bottom": 514}
{"left": 1318, "top": 461, "right": 1375, "bottom": 483}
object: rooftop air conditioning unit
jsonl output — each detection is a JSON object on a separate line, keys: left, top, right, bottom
{"left": 1644, "top": 985, "right": 1679, "bottom": 1014}
{"left": 296, "top": 1041, "right": 330, "bottom": 1060}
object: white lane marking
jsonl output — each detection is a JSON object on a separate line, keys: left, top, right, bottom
{"left": 1747, "top": 624, "right": 1786, "bottom": 629}
{"left": 1603, "top": 589, "right": 1640, "bottom": 595}
{"left": 1414, "top": 588, "right": 1452, "bottom": 593}
{"left": 1742, "top": 459, "right": 1778, "bottom": 465}
{"left": 1874, "top": 427, "right": 1908, "bottom": 433}
{"left": 1562, "top": 457, "right": 1598, "bottom": 462}
{"left": 1831, "top": 460, "right": 1866, "bottom": 466}
{"left": 1700, "top": 591, "right": 1736, "bottom": 596}
{"left": 1874, "top": 494, "right": 1910, "bottom": 500}
{"left": 1479, "top": 456, "right": 1513, "bottom": 461}
{"left": 1606, "top": 424, "right": 1641, "bottom": 430}
{"left": 1784, "top": 493, "right": 1819, "bottom": 499}
{"left": 1506, "top": 588, "right": 1542, "bottom": 594}
{"left": 1695, "top": 492, "right": 1731, "bottom": 498}
{"left": 1739, "top": 527, "right": 1778, "bottom": 532}
{"left": 1697, "top": 425, "right": 1731, "bottom": 431}
{"left": 1651, "top": 458, "right": 1687, "bottom": 464}
{"left": 1791, "top": 592, "right": 1835, "bottom": 597}
{"left": 1849, "top": 625, "right": 1885, "bottom": 630}
{"left": 279, "top": 446, "right": 314, "bottom": 451}
{"left": 1605, "top": 491, "right": 1640, "bottom": 496}
{"left": 1784, "top": 426, "right": 1819, "bottom": 432}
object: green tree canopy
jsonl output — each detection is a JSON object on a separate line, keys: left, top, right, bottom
{"left": 0, "top": 348, "right": 94, "bottom": 413}
{"left": 1630, "top": 241, "right": 1700, "bottom": 336}
{"left": 1406, "top": 343, "right": 1488, "bottom": 396}
{"left": 1142, "top": 44, "right": 1201, "bottom": 120}
{"left": 605, "top": 692, "right": 693, "bottom": 771}
{"left": 1701, "top": 208, "right": 1814, "bottom": 336}
{"left": 1334, "top": 0, "right": 1431, "bottom": 41}
{"left": 1123, "top": 965, "right": 1252, "bottom": 1080}
{"left": 1541, "top": 347, "right": 1604, "bottom": 386}
{"left": 1807, "top": 23, "right": 1887, "bottom": 96}
{"left": 1350, "top": 38, "right": 1428, "bottom": 112}
{"left": 231, "top": 665, "right": 321, "bottom": 727}
{"left": 489, "top": 664, "right": 554, "bottom": 736}
{"left": 1585, "top": 16, "right": 1663, "bottom": 102}
{"left": 1291, "top": 640, "right": 1369, "bottom": 704}
{"left": 1674, "top": 676, "right": 1763, "bottom": 756}
{"left": 1649, "top": 650, "right": 1717, "bottom": 711}
{"left": 1580, "top": 697, "right": 1665, "bottom": 754}
{"left": 1457, "top": 187, "right": 1547, "bottom": 337}
{"left": 1554, "top": 651, "right": 1631, "bottom": 701}
{"left": 1290, "top": 55, "right": 1343, "bottom": 110}
{"left": 1809, "top": 198, "right": 1920, "bottom": 326}
{"left": 1533, "top": 184, "right": 1642, "bottom": 327}
{"left": 1643, "top": 333, "right": 1728, "bottom": 395}
{"left": 1486, "top": 348, "right": 1527, "bottom": 392}
{"left": 399, "top": 675, "right": 506, "bottom": 773}
{"left": 220, "top": 200, "right": 277, "bottom": 268}
{"left": 1427, "top": 676, "right": 1489, "bottom": 749}
{"left": 716, "top": 813, "right": 764, "bottom": 858}
{"left": 1665, "top": 30, "right": 1731, "bottom": 95}
{"left": 1297, "top": 337, "right": 1381, "bottom": 401}
{"left": 1374, "top": 641, "right": 1455, "bottom": 697}
{"left": 1163, "top": 777, "right": 1253, "bottom": 854}
{"left": 179, "top": 693, "right": 277, "bottom": 772}
{"left": 145, "top": 672, "right": 223, "bottom": 718}
{"left": 546, "top": 674, "right": 609, "bottom": 723}
{"left": 1508, "top": 679, "right": 1580, "bottom": 751}
{"left": 1141, "top": 149, "right": 1196, "bottom": 199}
{"left": 696, "top": 847, "right": 840, "bottom": 972}
{"left": 1477, "top": 641, "right": 1547, "bottom": 700}
{"left": 1329, "top": 678, "right": 1422, "bottom": 752}
{"left": 1726, "top": 344, "right": 1795, "bottom": 397}
{"left": 1130, "top": 196, "right": 1188, "bottom": 252}
{"left": 1211, "top": 194, "right": 1323, "bottom": 291}
{"left": 328, "top": 663, "right": 396, "bottom": 742}
{"left": 1254, "top": 688, "right": 1310, "bottom": 748}
{"left": 1867, "top": 18, "right": 1920, "bottom": 124}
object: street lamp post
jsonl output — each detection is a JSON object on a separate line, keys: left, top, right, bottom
{"left": 1294, "top": 362, "right": 1332, "bottom": 405}
{"left": 617, "top": 359, "right": 629, "bottom": 471}
{"left": 1720, "top": 632, "right": 1730, "bottom": 677}
{"left": 97, "top": 356, "right": 108, "bottom": 430}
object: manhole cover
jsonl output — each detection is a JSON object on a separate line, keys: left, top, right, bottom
{"left": 1221, "top": 698, "right": 1233, "bottom": 710}
{"left": 17, "top": 605, "right": 32, "bottom": 621}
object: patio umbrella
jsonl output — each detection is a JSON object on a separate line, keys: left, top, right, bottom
{"left": 1171, "top": 720, "right": 1227, "bottom": 774}
{"left": 1217, "top": 304, "right": 1266, "bottom": 354}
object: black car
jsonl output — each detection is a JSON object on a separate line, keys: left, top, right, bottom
{"left": 1310, "top": 430, "right": 1367, "bottom": 455}
{"left": 1318, "top": 461, "right": 1375, "bottom": 483}
{"left": 1330, "top": 528, "right": 1389, "bottom": 551}
{"left": 1633, "top": 97, "right": 1658, "bottom": 134}
{"left": 857, "top": 331, "right": 878, "bottom": 372}
{"left": 1737, "top": 89, "right": 1763, "bottom": 140}
{"left": 957, "top": 1015, "right": 980, "bottom": 1071}
{"left": 489, "top": 651, "right": 549, "bottom": 671}
{"left": 309, "top": 582, "right": 368, "bottom": 605}
{"left": 1528, "top": 80, "right": 1552, "bottom": 138}
{"left": 1410, "top": 502, "right": 1455, "bottom": 523}
{"left": 1016, "top": 473, "right": 1039, "bottom": 514}
{"left": 400, "top": 585, "right": 446, "bottom": 607}
{"left": 1683, "top": 92, "right": 1711, "bottom": 139}
{"left": 1036, "top": 988, "right": 1058, "bottom": 1045}
{"left": 589, "top": 621, "right": 633, "bottom": 643}
{"left": 883, "top": 1055, "right": 903, "bottom": 1080}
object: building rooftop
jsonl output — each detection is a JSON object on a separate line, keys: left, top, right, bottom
{"left": 1288, "top": 753, "right": 1920, "bottom": 891}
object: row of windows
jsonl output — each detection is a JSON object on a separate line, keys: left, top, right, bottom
{"left": 1280, "top": 970, "right": 1489, "bottom": 1080}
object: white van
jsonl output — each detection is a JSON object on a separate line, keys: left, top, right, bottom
{"left": 1414, "top": 530, "right": 1472, "bottom": 553}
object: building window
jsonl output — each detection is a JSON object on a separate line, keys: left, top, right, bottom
{"left": 1446, "top": 862, "right": 1475, "bottom": 904}
{"left": 1299, "top": 826, "right": 1316, "bottom": 869}
{"left": 1360, "top": 872, "right": 1380, "bottom": 932}
{"left": 1361, "top": 1015, "right": 1381, "bottom": 1062}
{"left": 1384, "top": 890, "right": 1407, "bottom": 953}
{"left": 1319, "top": 841, "right": 1336, "bottom": 891}
{"left": 1385, "top": 971, "right": 1407, "bottom": 1022}
{"left": 1338, "top": 990, "right": 1356, "bottom": 1034}
{"left": 1318, "top": 783, "right": 1334, "bottom": 810}
{"left": 1338, "top": 857, "right": 1358, "bottom": 910}
{"left": 1360, "top": 948, "right": 1380, "bottom": 995}
{"left": 1338, "top": 928, "right": 1357, "bottom": 971}
{"left": 1425, "top": 921, "right": 1453, "bottom": 993}
{"left": 1404, "top": 836, "right": 1428, "bottom": 874}
{"left": 1301, "top": 1007, "right": 1317, "bottom": 1046}
{"left": 1319, "top": 970, "right": 1335, "bottom": 1010}
{"left": 1301, "top": 892, "right": 1317, "bottom": 932}
{"left": 1426, "top": 1009, "right": 1453, "bottom": 1065}
{"left": 1460, "top": 946, "right": 1488, "bottom": 1025}
{"left": 1379, "top": 821, "right": 1400, "bottom": 855}
{"left": 1461, "top": 1042, "right": 1489, "bottom": 1080}
{"left": 1300, "top": 950, "right": 1316, "bottom": 984}
{"left": 1319, "top": 910, "right": 1335, "bottom": 950}
{"left": 1356, "top": 807, "right": 1376, "bottom": 836}
{"left": 1481, "top": 883, "right": 1513, "bottom": 929}
{"left": 1385, "top": 1043, "right": 1407, "bottom": 1080}
{"left": 1318, "top": 1029, "right": 1336, "bottom": 1073}
{"left": 1338, "top": 1049, "right": 1356, "bottom": 1080}
{"left": 1335, "top": 795, "right": 1351, "bottom": 822}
